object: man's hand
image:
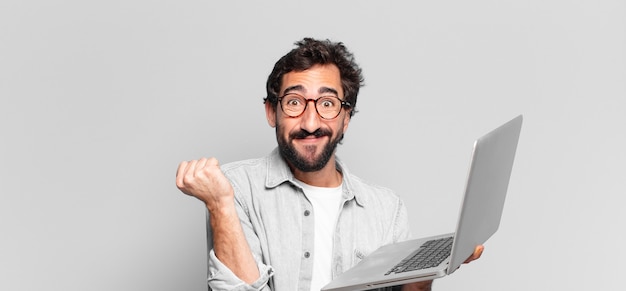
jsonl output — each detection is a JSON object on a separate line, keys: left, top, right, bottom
{"left": 464, "top": 244, "right": 484, "bottom": 264}
{"left": 176, "top": 157, "right": 234, "bottom": 211}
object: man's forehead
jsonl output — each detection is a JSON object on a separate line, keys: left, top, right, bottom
{"left": 280, "top": 64, "right": 343, "bottom": 96}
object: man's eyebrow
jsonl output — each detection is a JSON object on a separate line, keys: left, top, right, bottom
{"left": 282, "top": 85, "right": 339, "bottom": 96}
{"left": 318, "top": 87, "right": 339, "bottom": 96}
{"left": 283, "top": 85, "right": 305, "bottom": 95}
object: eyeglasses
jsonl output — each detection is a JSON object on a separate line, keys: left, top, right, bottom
{"left": 277, "top": 93, "right": 352, "bottom": 120}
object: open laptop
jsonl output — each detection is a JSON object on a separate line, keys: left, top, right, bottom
{"left": 322, "top": 115, "right": 523, "bottom": 291}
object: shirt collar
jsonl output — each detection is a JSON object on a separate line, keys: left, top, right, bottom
{"left": 265, "top": 147, "right": 367, "bottom": 207}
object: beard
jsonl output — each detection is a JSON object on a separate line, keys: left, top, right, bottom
{"left": 276, "top": 125, "right": 344, "bottom": 172}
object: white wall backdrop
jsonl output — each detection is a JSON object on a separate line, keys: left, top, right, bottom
{"left": 1, "top": 1, "right": 624, "bottom": 290}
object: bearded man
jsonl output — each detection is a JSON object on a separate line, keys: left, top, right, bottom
{"left": 176, "top": 38, "right": 482, "bottom": 291}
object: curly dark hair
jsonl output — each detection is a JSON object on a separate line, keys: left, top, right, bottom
{"left": 264, "top": 38, "right": 364, "bottom": 117}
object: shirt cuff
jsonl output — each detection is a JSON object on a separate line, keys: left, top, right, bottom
{"left": 207, "top": 249, "right": 274, "bottom": 291}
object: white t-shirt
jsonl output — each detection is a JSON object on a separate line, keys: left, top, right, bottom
{"left": 298, "top": 181, "right": 343, "bottom": 291}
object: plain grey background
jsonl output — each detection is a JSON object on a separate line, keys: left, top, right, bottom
{"left": 1, "top": 0, "right": 624, "bottom": 290}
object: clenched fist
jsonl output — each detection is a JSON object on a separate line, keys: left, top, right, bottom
{"left": 176, "top": 157, "right": 234, "bottom": 211}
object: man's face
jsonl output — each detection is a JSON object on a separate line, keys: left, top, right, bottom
{"left": 265, "top": 64, "right": 351, "bottom": 172}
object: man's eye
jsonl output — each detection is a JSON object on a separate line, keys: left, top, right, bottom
{"left": 319, "top": 97, "right": 336, "bottom": 108}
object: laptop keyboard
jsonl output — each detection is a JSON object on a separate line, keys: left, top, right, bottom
{"left": 384, "top": 236, "right": 453, "bottom": 275}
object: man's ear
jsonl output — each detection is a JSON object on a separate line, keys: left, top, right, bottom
{"left": 342, "top": 110, "right": 351, "bottom": 133}
{"left": 265, "top": 101, "right": 277, "bottom": 128}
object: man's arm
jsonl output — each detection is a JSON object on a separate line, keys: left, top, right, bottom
{"left": 176, "top": 157, "right": 260, "bottom": 284}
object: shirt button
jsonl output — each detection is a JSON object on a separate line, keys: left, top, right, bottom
{"left": 304, "top": 210, "right": 310, "bottom": 216}
{"left": 304, "top": 251, "right": 310, "bottom": 258}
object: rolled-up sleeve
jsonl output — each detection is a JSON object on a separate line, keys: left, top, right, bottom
{"left": 207, "top": 249, "right": 274, "bottom": 291}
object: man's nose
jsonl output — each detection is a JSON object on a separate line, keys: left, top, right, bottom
{"left": 299, "top": 100, "right": 321, "bottom": 132}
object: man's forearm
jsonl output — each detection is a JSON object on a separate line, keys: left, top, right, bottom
{"left": 209, "top": 201, "right": 260, "bottom": 284}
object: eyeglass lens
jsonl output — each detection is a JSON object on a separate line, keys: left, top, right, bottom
{"left": 280, "top": 94, "right": 343, "bottom": 119}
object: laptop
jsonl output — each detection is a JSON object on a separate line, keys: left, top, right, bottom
{"left": 322, "top": 115, "right": 523, "bottom": 291}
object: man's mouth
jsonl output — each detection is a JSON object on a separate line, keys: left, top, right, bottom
{"left": 291, "top": 129, "right": 332, "bottom": 140}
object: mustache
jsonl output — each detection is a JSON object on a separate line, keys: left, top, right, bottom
{"left": 290, "top": 128, "right": 332, "bottom": 139}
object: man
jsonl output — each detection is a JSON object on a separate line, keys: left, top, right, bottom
{"left": 176, "top": 38, "right": 482, "bottom": 291}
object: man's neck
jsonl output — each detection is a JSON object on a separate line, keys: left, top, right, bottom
{"left": 291, "top": 156, "right": 342, "bottom": 188}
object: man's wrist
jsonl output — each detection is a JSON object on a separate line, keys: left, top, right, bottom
{"left": 204, "top": 192, "right": 235, "bottom": 213}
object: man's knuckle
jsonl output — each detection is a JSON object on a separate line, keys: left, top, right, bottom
{"left": 182, "top": 174, "right": 195, "bottom": 185}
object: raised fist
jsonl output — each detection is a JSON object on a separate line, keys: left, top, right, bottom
{"left": 176, "top": 157, "right": 234, "bottom": 210}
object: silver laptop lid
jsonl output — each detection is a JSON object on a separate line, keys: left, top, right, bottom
{"left": 447, "top": 115, "right": 523, "bottom": 273}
